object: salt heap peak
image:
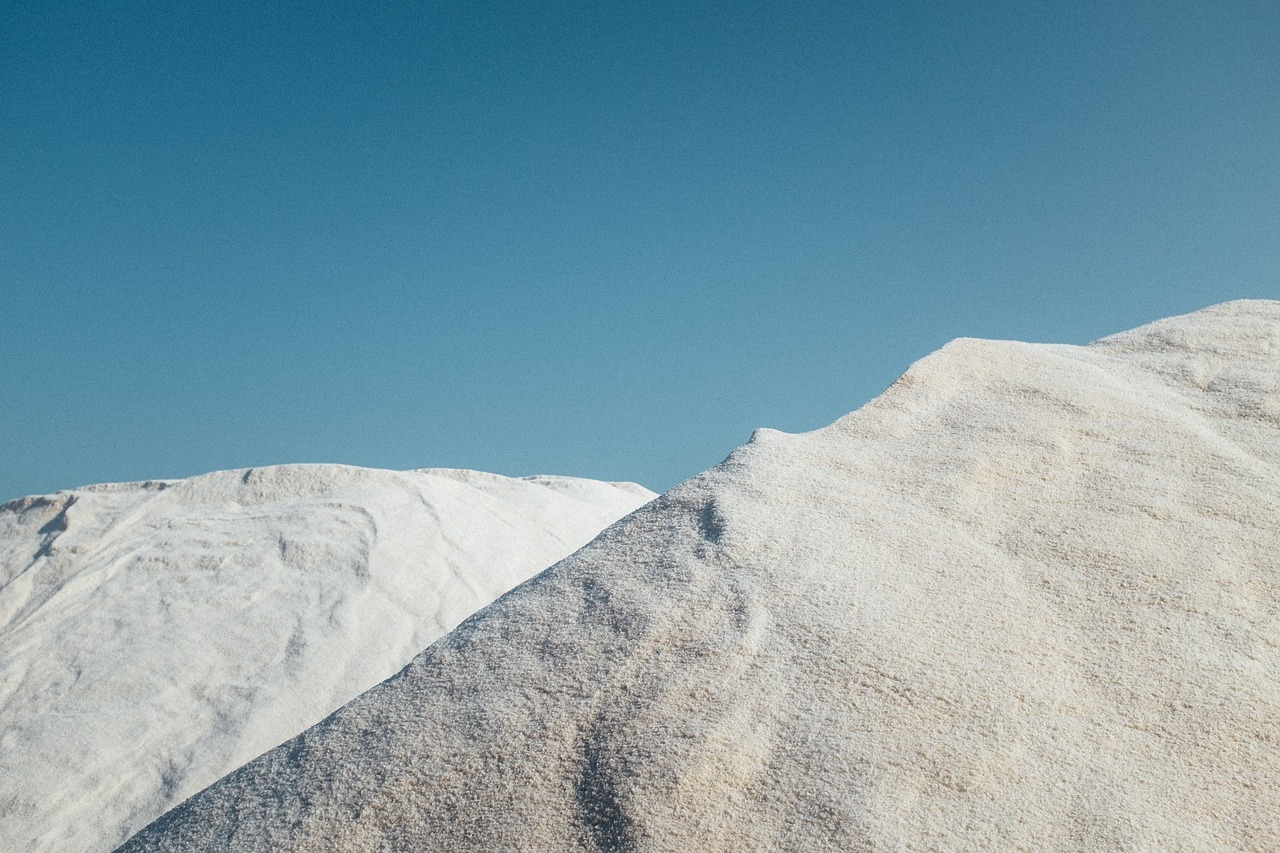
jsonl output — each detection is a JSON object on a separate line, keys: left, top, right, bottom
{"left": 124, "top": 301, "right": 1279, "bottom": 851}
{"left": 0, "top": 464, "right": 654, "bottom": 853}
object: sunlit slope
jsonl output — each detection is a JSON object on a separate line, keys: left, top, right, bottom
{"left": 121, "top": 301, "right": 1280, "bottom": 852}
{"left": 0, "top": 465, "right": 654, "bottom": 852}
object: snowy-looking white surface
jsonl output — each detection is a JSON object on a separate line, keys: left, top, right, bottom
{"left": 123, "top": 301, "right": 1279, "bottom": 852}
{"left": 0, "top": 465, "right": 654, "bottom": 852}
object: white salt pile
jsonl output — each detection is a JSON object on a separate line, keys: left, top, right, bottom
{"left": 0, "top": 465, "right": 654, "bottom": 852}
{"left": 121, "top": 301, "right": 1279, "bottom": 851}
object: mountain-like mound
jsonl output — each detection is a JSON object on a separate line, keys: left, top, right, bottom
{"left": 0, "top": 465, "right": 654, "bottom": 852}
{"left": 124, "top": 301, "right": 1279, "bottom": 852}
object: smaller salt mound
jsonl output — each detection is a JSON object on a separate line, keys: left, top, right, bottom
{"left": 0, "top": 464, "right": 653, "bottom": 853}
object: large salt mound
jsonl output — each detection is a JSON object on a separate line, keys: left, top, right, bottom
{"left": 123, "top": 301, "right": 1280, "bottom": 851}
{"left": 0, "top": 465, "right": 654, "bottom": 852}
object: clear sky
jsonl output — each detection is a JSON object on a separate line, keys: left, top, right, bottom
{"left": 3, "top": 1, "right": 1278, "bottom": 501}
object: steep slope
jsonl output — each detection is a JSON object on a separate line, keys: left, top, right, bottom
{"left": 0, "top": 465, "right": 654, "bottom": 852}
{"left": 123, "top": 301, "right": 1280, "bottom": 852}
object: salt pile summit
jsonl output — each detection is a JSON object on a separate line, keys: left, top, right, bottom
{"left": 121, "top": 301, "right": 1279, "bottom": 851}
{"left": 0, "top": 465, "right": 654, "bottom": 852}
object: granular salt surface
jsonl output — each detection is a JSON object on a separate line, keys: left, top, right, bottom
{"left": 122, "top": 302, "right": 1280, "bottom": 851}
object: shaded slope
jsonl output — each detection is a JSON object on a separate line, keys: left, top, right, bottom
{"left": 0, "top": 465, "right": 654, "bottom": 852}
{"left": 124, "top": 301, "right": 1280, "bottom": 851}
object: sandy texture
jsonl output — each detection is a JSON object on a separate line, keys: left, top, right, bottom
{"left": 0, "top": 465, "right": 653, "bottom": 852}
{"left": 124, "top": 301, "right": 1279, "bottom": 851}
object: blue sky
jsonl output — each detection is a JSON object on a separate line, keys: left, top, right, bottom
{"left": 3, "top": 1, "right": 1278, "bottom": 500}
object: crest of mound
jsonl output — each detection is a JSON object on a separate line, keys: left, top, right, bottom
{"left": 124, "top": 301, "right": 1279, "bottom": 852}
{"left": 0, "top": 464, "right": 655, "bottom": 853}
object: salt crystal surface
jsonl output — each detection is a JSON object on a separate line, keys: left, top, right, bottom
{"left": 0, "top": 464, "right": 653, "bottom": 852}
{"left": 121, "top": 301, "right": 1280, "bottom": 851}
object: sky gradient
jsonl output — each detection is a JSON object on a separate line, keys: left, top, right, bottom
{"left": 3, "top": 1, "right": 1279, "bottom": 501}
